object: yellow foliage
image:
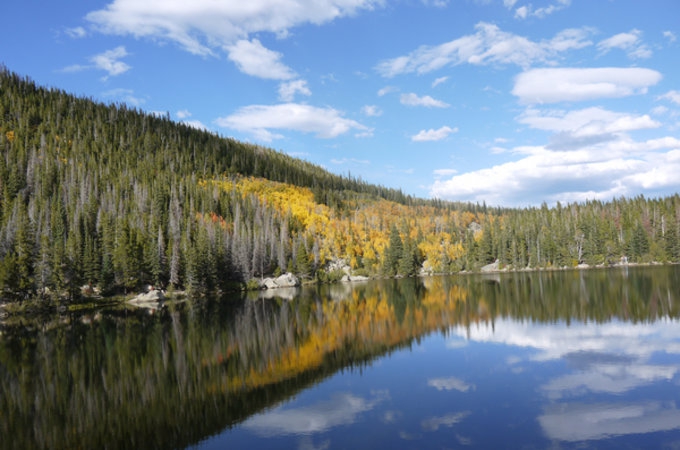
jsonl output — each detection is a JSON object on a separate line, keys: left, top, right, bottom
{"left": 199, "top": 174, "right": 479, "bottom": 272}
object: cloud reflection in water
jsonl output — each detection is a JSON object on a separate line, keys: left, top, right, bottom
{"left": 447, "top": 318, "right": 680, "bottom": 443}
{"left": 243, "top": 391, "right": 388, "bottom": 437}
{"left": 539, "top": 402, "right": 680, "bottom": 441}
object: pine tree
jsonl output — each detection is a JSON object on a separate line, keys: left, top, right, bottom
{"left": 384, "top": 225, "right": 402, "bottom": 276}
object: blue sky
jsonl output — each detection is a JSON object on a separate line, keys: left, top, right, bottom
{"left": 2, "top": 0, "right": 679, "bottom": 206}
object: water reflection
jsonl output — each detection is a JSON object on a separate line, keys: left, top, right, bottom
{"left": 1, "top": 266, "right": 679, "bottom": 449}
{"left": 243, "top": 391, "right": 389, "bottom": 437}
{"left": 538, "top": 402, "right": 680, "bottom": 442}
{"left": 452, "top": 317, "right": 680, "bottom": 444}
{"left": 427, "top": 376, "right": 474, "bottom": 392}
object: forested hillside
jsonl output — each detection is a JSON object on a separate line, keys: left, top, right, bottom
{"left": 1, "top": 67, "right": 679, "bottom": 301}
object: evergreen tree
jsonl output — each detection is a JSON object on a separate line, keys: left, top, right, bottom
{"left": 384, "top": 225, "right": 403, "bottom": 276}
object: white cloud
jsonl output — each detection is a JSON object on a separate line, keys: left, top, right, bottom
{"left": 227, "top": 39, "right": 296, "bottom": 80}
{"left": 376, "top": 22, "right": 593, "bottom": 76}
{"left": 663, "top": 31, "right": 677, "bottom": 43}
{"left": 377, "top": 86, "right": 397, "bottom": 96}
{"left": 514, "top": 6, "right": 529, "bottom": 19}
{"left": 532, "top": 0, "right": 571, "bottom": 18}
{"left": 401, "top": 93, "right": 449, "bottom": 108}
{"left": 176, "top": 109, "right": 191, "bottom": 119}
{"left": 658, "top": 90, "right": 680, "bottom": 105}
{"left": 412, "top": 125, "right": 458, "bottom": 141}
{"left": 503, "top": 0, "right": 518, "bottom": 8}
{"left": 216, "top": 103, "right": 370, "bottom": 141}
{"left": 597, "top": 29, "right": 651, "bottom": 59}
{"left": 87, "top": 0, "right": 381, "bottom": 57}
{"left": 432, "top": 76, "right": 449, "bottom": 87}
{"left": 91, "top": 46, "right": 131, "bottom": 77}
{"left": 65, "top": 26, "right": 87, "bottom": 38}
{"left": 512, "top": 0, "right": 571, "bottom": 19}
{"left": 430, "top": 136, "right": 680, "bottom": 206}
{"left": 651, "top": 105, "right": 669, "bottom": 116}
{"left": 86, "top": 0, "right": 381, "bottom": 79}
{"left": 64, "top": 46, "right": 131, "bottom": 78}
{"left": 512, "top": 67, "right": 662, "bottom": 104}
{"left": 518, "top": 107, "right": 660, "bottom": 137}
{"left": 278, "top": 79, "right": 312, "bottom": 101}
{"left": 362, "top": 105, "right": 382, "bottom": 117}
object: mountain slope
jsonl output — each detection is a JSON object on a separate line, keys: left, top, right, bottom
{"left": 1, "top": 67, "right": 679, "bottom": 301}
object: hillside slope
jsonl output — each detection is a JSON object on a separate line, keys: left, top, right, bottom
{"left": 1, "top": 67, "right": 679, "bottom": 301}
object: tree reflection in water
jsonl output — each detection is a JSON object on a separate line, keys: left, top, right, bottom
{"left": 1, "top": 266, "right": 679, "bottom": 449}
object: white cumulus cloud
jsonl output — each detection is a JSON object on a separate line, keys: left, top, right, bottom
{"left": 216, "top": 103, "right": 370, "bottom": 142}
{"left": 86, "top": 0, "right": 382, "bottom": 76}
{"left": 227, "top": 39, "right": 296, "bottom": 80}
{"left": 512, "top": 67, "right": 662, "bottom": 104}
{"left": 430, "top": 135, "right": 680, "bottom": 206}
{"left": 518, "top": 107, "right": 660, "bottom": 137}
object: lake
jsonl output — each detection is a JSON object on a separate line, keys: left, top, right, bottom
{"left": 2, "top": 266, "right": 680, "bottom": 449}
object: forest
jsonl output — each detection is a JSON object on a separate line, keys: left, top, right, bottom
{"left": 1, "top": 66, "right": 680, "bottom": 302}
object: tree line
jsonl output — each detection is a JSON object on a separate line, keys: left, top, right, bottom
{"left": 0, "top": 67, "right": 679, "bottom": 301}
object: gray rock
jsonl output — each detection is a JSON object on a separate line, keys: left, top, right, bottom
{"left": 262, "top": 278, "right": 279, "bottom": 289}
{"left": 481, "top": 259, "right": 500, "bottom": 273}
{"left": 128, "top": 289, "right": 165, "bottom": 309}
{"left": 134, "top": 290, "right": 165, "bottom": 302}
{"left": 347, "top": 275, "right": 370, "bottom": 282}
{"left": 274, "top": 272, "right": 300, "bottom": 288}
{"left": 259, "top": 273, "right": 300, "bottom": 289}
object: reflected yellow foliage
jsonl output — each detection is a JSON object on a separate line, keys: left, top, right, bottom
{"left": 223, "top": 278, "right": 469, "bottom": 392}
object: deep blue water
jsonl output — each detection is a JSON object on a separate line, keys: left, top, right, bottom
{"left": 3, "top": 266, "right": 680, "bottom": 449}
{"left": 195, "top": 267, "right": 680, "bottom": 449}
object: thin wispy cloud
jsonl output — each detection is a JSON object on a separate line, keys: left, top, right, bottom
{"left": 362, "top": 105, "right": 383, "bottom": 117}
{"left": 401, "top": 93, "right": 449, "bottom": 108}
{"left": 63, "top": 46, "right": 131, "bottom": 80}
{"left": 278, "top": 79, "right": 312, "bottom": 101}
{"left": 597, "top": 29, "right": 652, "bottom": 59}
{"left": 376, "top": 22, "right": 592, "bottom": 76}
{"left": 412, "top": 125, "right": 457, "bottom": 141}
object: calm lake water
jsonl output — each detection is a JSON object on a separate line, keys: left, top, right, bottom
{"left": 2, "top": 266, "right": 680, "bottom": 449}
